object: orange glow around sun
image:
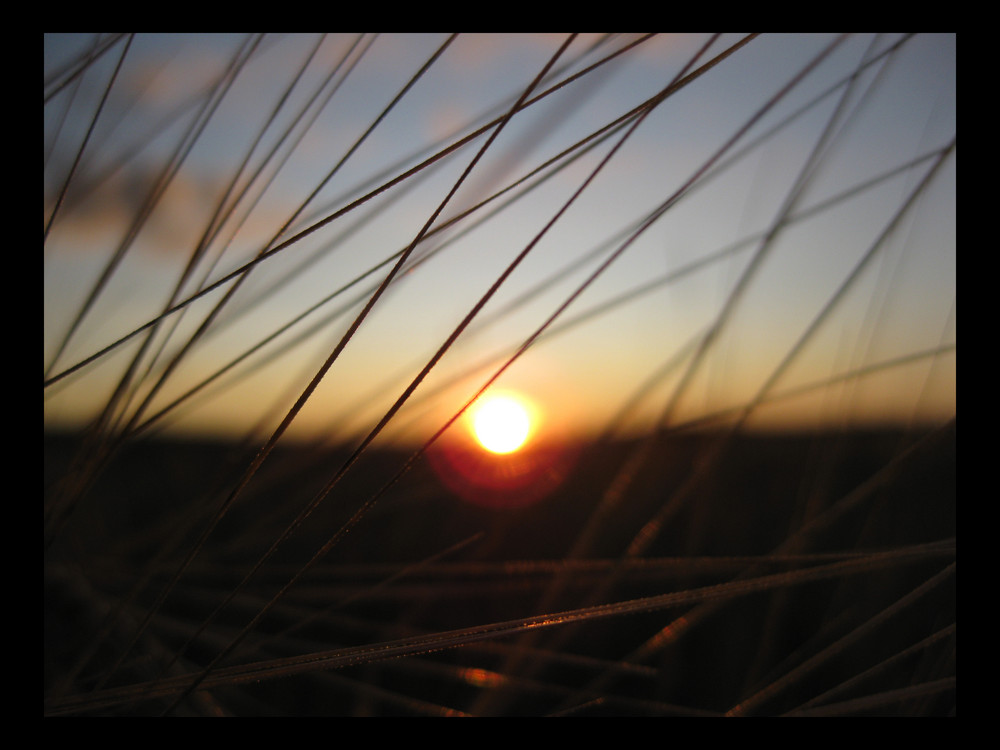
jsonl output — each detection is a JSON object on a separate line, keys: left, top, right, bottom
{"left": 470, "top": 393, "right": 535, "bottom": 454}
{"left": 428, "top": 388, "right": 579, "bottom": 509}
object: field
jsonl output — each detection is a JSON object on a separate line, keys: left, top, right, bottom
{"left": 44, "top": 34, "right": 955, "bottom": 716}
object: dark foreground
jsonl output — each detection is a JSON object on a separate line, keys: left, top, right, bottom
{"left": 44, "top": 422, "right": 955, "bottom": 716}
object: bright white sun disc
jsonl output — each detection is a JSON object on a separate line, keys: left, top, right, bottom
{"left": 473, "top": 396, "right": 532, "bottom": 454}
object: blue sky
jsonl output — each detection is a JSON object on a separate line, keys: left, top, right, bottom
{"left": 43, "top": 33, "right": 956, "bottom": 446}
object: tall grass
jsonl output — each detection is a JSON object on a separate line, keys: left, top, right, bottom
{"left": 43, "top": 33, "right": 955, "bottom": 716}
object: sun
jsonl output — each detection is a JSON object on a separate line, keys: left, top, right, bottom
{"left": 471, "top": 394, "right": 533, "bottom": 454}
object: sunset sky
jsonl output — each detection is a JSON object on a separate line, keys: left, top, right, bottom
{"left": 43, "top": 33, "right": 956, "bottom": 448}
